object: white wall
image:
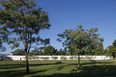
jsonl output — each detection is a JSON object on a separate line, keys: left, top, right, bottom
{"left": 7, "top": 55, "right": 113, "bottom": 60}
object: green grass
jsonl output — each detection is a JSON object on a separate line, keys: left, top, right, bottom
{"left": 0, "top": 59, "right": 116, "bottom": 77}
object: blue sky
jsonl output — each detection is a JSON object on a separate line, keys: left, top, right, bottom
{"left": 37, "top": 0, "right": 116, "bottom": 49}
{"left": 1, "top": 0, "right": 116, "bottom": 54}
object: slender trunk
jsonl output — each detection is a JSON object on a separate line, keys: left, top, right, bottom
{"left": 25, "top": 48, "right": 29, "bottom": 75}
{"left": 78, "top": 53, "right": 81, "bottom": 68}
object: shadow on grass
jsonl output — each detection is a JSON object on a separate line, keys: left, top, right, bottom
{"left": 0, "top": 70, "right": 25, "bottom": 77}
{"left": 0, "top": 62, "right": 59, "bottom": 69}
{"left": 0, "top": 61, "right": 116, "bottom": 77}
{"left": 68, "top": 61, "right": 113, "bottom": 66}
{"left": 32, "top": 65, "right": 116, "bottom": 77}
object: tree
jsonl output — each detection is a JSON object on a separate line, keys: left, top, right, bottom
{"left": 0, "top": 0, "right": 50, "bottom": 74}
{"left": 106, "top": 40, "right": 116, "bottom": 58}
{"left": 57, "top": 48, "right": 66, "bottom": 55}
{"left": 29, "top": 50, "right": 43, "bottom": 55}
{"left": 11, "top": 49, "right": 25, "bottom": 55}
{"left": 0, "top": 21, "right": 8, "bottom": 52}
{"left": 112, "top": 40, "right": 116, "bottom": 47}
{"left": 0, "top": 40, "right": 6, "bottom": 52}
{"left": 58, "top": 25, "right": 103, "bottom": 67}
{"left": 44, "top": 46, "right": 56, "bottom": 55}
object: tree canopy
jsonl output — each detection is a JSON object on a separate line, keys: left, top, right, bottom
{"left": 44, "top": 46, "right": 56, "bottom": 55}
{"left": 57, "top": 25, "right": 104, "bottom": 67}
{"left": 11, "top": 49, "right": 25, "bottom": 55}
{"left": 0, "top": 0, "right": 50, "bottom": 74}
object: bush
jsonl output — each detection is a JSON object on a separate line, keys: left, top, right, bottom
{"left": 41, "top": 57, "right": 49, "bottom": 60}
{"left": 105, "top": 53, "right": 112, "bottom": 56}
{"left": 60, "top": 57, "right": 67, "bottom": 60}
{"left": 69, "top": 56, "right": 77, "bottom": 60}
{"left": 3, "top": 57, "right": 12, "bottom": 60}
{"left": 51, "top": 57, "right": 58, "bottom": 60}
{"left": 55, "top": 61, "right": 62, "bottom": 64}
{"left": 28, "top": 56, "right": 41, "bottom": 60}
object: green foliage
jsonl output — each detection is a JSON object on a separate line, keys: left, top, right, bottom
{"left": 41, "top": 57, "right": 49, "bottom": 60}
{"left": 28, "top": 56, "right": 41, "bottom": 60}
{"left": 60, "top": 57, "right": 67, "bottom": 60}
{"left": 44, "top": 46, "right": 56, "bottom": 55}
{"left": 105, "top": 52, "right": 112, "bottom": 56}
{"left": 0, "top": 0, "right": 50, "bottom": 51}
{"left": 58, "top": 25, "right": 103, "bottom": 67}
{"left": 69, "top": 56, "right": 77, "bottom": 60}
{"left": 0, "top": 0, "right": 50, "bottom": 74}
{"left": 112, "top": 40, "right": 116, "bottom": 47}
{"left": 0, "top": 30, "right": 7, "bottom": 52}
{"left": 11, "top": 49, "right": 24, "bottom": 55}
{"left": 3, "top": 56, "right": 12, "bottom": 60}
{"left": 51, "top": 57, "right": 58, "bottom": 60}
{"left": 107, "top": 44, "right": 116, "bottom": 57}
{"left": 29, "top": 50, "right": 43, "bottom": 56}
{"left": 58, "top": 25, "right": 104, "bottom": 55}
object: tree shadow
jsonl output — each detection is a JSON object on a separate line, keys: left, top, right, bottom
{"left": 31, "top": 65, "right": 116, "bottom": 77}
{"left": 0, "top": 64, "right": 26, "bottom": 69}
{"left": 68, "top": 61, "right": 113, "bottom": 66}
{"left": 0, "top": 62, "right": 59, "bottom": 69}
{"left": 0, "top": 64, "right": 56, "bottom": 77}
{"left": 0, "top": 61, "right": 116, "bottom": 77}
{"left": 0, "top": 70, "right": 25, "bottom": 77}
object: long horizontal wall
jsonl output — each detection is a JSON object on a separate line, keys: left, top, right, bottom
{"left": 7, "top": 55, "right": 113, "bottom": 60}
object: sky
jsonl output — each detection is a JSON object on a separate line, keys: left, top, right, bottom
{"left": 1, "top": 0, "right": 116, "bottom": 54}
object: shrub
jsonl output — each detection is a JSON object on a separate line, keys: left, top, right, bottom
{"left": 55, "top": 61, "right": 62, "bottom": 64}
{"left": 105, "top": 53, "right": 112, "bottom": 56}
{"left": 41, "top": 57, "right": 49, "bottom": 60}
{"left": 28, "top": 56, "right": 41, "bottom": 60}
{"left": 51, "top": 57, "right": 58, "bottom": 60}
{"left": 60, "top": 57, "right": 67, "bottom": 60}
{"left": 3, "top": 57, "right": 12, "bottom": 60}
{"left": 69, "top": 56, "right": 77, "bottom": 60}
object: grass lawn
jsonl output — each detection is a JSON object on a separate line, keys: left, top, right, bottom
{"left": 0, "top": 59, "right": 116, "bottom": 77}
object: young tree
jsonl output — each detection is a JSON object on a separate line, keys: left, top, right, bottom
{"left": 58, "top": 25, "right": 103, "bottom": 67}
{"left": 0, "top": 0, "right": 50, "bottom": 74}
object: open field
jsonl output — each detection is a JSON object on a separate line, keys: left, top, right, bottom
{"left": 0, "top": 59, "right": 116, "bottom": 77}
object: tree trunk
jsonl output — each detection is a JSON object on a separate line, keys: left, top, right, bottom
{"left": 78, "top": 53, "right": 81, "bottom": 68}
{"left": 25, "top": 49, "right": 29, "bottom": 75}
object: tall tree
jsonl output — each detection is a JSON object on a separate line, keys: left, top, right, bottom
{"left": 58, "top": 25, "right": 103, "bottom": 67}
{"left": 0, "top": 0, "right": 50, "bottom": 74}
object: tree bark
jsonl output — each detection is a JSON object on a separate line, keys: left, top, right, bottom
{"left": 25, "top": 48, "right": 29, "bottom": 75}
{"left": 78, "top": 53, "right": 81, "bottom": 68}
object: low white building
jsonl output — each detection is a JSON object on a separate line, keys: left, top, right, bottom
{"left": 7, "top": 55, "right": 113, "bottom": 60}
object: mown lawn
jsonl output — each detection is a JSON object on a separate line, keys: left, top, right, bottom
{"left": 0, "top": 59, "right": 116, "bottom": 77}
